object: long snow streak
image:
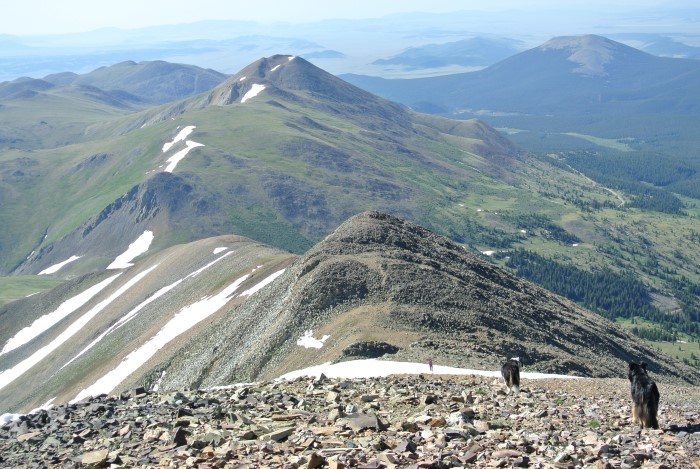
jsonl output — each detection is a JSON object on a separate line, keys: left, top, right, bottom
{"left": 279, "top": 359, "right": 584, "bottom": 381}
{"left": 61, "top": 280, "right": 182, "bottom": 370}
{"left": 0, "top": 265, "right": 165, "bottom": 390}
{"left": 0, "top": 267, "right": 156, "bottom": 391}
{"left": 162, "top": 126, "right": 196, "bottom": 153}
{"left": 74, "top": 261, "right": 285, "bottom": 401}
{"left": 107, "top": 231, "right": 154, "bottom": 270}
{"left": 164, "top": 140, "right": 204, "bottom": 173}
{"left": 38, "top": 255, "right": 81, "bottom": 275}
{"left": 62, "top": 251, "right": 234, "bottom": 368}
{"left": 72, "top": 273, "right": 250, "bottom": 402}
{"left": 238, "top": 269, "right": 286, "bottom": 297}
{"left": 0, "top": 274, "right": 120, "bottom": 356}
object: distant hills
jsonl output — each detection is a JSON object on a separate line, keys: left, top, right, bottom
{"left": 372, "top": 37, "right": 525, "bottom": 70}
{"left": 2, "top": 8, "right": 699, "bottom": 82}
{"left": 342, "top": 34, "right": 700, "bottom": 194}
{"left": 0, "top": 61, "right": 228, "bottom": 150}
{"left": 342, "top": 35, "right": 700, "bottom": 117}
{"left": 1, "top": 60, "right": 227, "bottom": 107}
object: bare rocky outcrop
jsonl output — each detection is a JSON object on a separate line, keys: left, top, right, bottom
{"left": 169, "top": 211, "right": 700, "bottom": 389}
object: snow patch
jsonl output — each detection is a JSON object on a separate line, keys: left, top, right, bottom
{"left": 288, "top": 56, "right": 295, "bottom": 61}
{"left": 152, "top": 371, "right": 166, "bottom": 392}
{"left": 1, "top": 274, "right": 120, "bottom": 356}
{"left": 162, "top": 125, "right": 195, "bottom": 152}
{"left": 241, "top": 84, "right": 265, "bottom": 103}
{"left": 239, "top": 76, "right": 246, "bottom": 81}
{"left": 213, "top": 247, "right": 227, "bottom": 254}
{"left": 270, "top": 64, "right": 281, "bottom": 72}
{"left": 164, "top": 140, "right": 204, "bottom": 173}
{"left": 279, "top": 359, "right": 583, "bottom": 381}
{"left": 38, "top": 255, "right": 81, "bottom": 275}
{"left": 481, "top": 251, "right": 495, "bottom": 256}
{"left": 238, "top": 269, "right": 285, "bottom": 297}
{"left": 107, "top": 230, "right": 154, "bottom": 270}
{"left": 297, "top": 330, "right": 329, "bottom": 349}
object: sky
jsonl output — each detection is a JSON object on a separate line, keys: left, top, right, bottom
{"left": 2, "top": 0, "right": 695, "bottom": 36}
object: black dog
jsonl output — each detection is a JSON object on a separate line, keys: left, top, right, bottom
{"left": 501, "top": 357, "right": 521, "bottom": 394}
{"left": 628, "top": 362, "right": 660, "bottom": 429}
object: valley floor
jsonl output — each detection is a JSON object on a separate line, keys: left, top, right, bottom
{"left": 1, "top": 374, "right": 699, "bottom": 468}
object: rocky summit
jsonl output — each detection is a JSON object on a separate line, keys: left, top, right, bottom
{"left": 1, "top": 374, "right": 699, "bottom": 468}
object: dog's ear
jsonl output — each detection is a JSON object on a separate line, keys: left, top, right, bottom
{"left": 628, "top": 362, "right": 635, "bottom": 369}
{"left": 641, "top": 362, "right": 648, "bottom": 370}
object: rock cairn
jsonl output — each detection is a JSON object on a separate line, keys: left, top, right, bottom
{"left": 1, "top": 374, "right": 699, "bottom": 468}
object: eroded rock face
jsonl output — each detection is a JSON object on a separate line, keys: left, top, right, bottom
{"left": 341, "top": 342, "right": 400, "bottom": 359}
{"left": 1, "top": 375, "right": 699, "bottom": 468}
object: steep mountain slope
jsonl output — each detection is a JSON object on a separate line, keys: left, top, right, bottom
{"left": 1, "top": 212, "right": 697, "bottom": 414}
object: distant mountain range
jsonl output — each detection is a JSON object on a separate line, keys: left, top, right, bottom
{"left": 1, "top": 9, "right": 699, "bottom": 82}
{"left": 342, "top": 34, "right": 700, "bottom": 182}
{"left": 0, "top": 61, "right": 228, "bottom": 150}
{"left": 343, "top": 35, "right": 700, "bottom": 117}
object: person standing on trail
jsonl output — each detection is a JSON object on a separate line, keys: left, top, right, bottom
{"left": 428, "top": 358, "right": 433, "bottom": 372}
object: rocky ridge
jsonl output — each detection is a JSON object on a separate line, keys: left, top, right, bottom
{"left": 1, "top": 374, "right": 699, "bottom": 468}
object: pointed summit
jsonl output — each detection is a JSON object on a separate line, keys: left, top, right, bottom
{"left": 203, "top": 55, "right": 411, "bottom": 126}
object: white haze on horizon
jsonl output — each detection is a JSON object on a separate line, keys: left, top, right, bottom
{"left": 0, "top": 1, "right": 693, "bottom": 36}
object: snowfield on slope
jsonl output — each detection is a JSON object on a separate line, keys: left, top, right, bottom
{"left": 107, "top": 230, "right": 154, "bottom": 269}
{"left": 38, "top": 255, "right": 81, "bottom": 275}
{"left": 72, "top": 267, "right": 286, "bottom": 402}
{"left": 279, "top": 359, "right": 583, "bottom": 381}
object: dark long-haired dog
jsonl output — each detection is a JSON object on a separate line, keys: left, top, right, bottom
{"left": 501, "top": 357, "right": 521, "bottom": 394}
{"left": 628, "top": 362, "right": 660, "bottom": 429}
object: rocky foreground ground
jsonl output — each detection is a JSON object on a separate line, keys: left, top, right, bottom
{"left": 1, "top": 374, "right": 700, "bottom": 468}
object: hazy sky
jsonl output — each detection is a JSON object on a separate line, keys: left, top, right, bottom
{"left": 2, "top": 0, "right": 695, "bottom": 36}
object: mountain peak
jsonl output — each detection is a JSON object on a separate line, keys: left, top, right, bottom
{"left": 203, "top": 54, "right": 411, "bottom": 127}
{"left": 538, "top": 34, "right": 643, "bottom": 76}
